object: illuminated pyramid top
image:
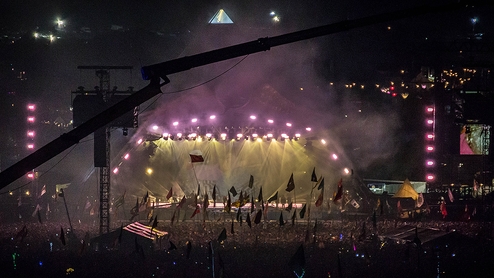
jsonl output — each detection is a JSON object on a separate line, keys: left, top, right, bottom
{"left": 209, "top": 9, "right": 233, "bottom": 24}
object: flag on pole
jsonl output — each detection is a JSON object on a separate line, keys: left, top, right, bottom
{"left": 212, "top": 185, "right": 217, "bottom": 207}
{"left": 315, "top": 190, "right": 324, "bottom": 207}
{"left": 236, "top": 207, "right": 241, "bottom": 222}
{"left": 152, "top": 215, "right": 158, "bottom": 230}
{"left": 286, "top": 173, "right": 295, "bottom": 192}
{"left": 291, "top": 209, "right": 297, "bottom": 226}
{"left": 177, "top": 195, "right": 187, "bottom": 209}
{"left": 448, "top": 188, "right": 454, "bottom": 203}
{"left": 318, "top": 178, "right": 325, "bottom": 190}
{"left": 189, "top": 150, "right": 204, "bottom": 163}
{"left": 217, "top": 228, "right": 227, "bottom": 242}
{"left": 230, "top": 221, "right": 234, "bottom": 235}
{"left": 246, "top": 212, "right": 252, "bottom": 228}
{"left": 440, "top": 202, "right": 448, "bottom": 218}
{"left": 39, "top": 185, "right": 46, "bottom": 198}
{"left": 285, "top": 202, "right": 293, "bottom": 211}
{"left": 254, "top": 209, "right": 262, "bottom": 224}
{"left": 333, "top": 178, "right": 343, "bottom": 203}
{"left": 115, "top": 191, "right": 126, "bottom": 208}
{"left": 279, "top": 211, "right": 285, "bottom": 226}
{"left": 37, "top": 210, "right": 42, "bottom": 224}
{"left": 311, "top": 167, "right": 317, "bottom": 182}
{"left": 258, "top": 187, "right": 263, "bottom": 203}
{"left": 248, "top": 175, "right": 254, "bottom": 188}
{"left": 288, "top": 244, "right": 306, "bottom": 275}
{"left": 267, "top": 191, "right": 278, "bottom": 203}
{"left": 190, "top": 205, "right": 201, "bottom": 218}
{"left": 251, "top": 196, "right": 255, "bottom": 213}
{"left": 166, "top": 188, "right": 173, "bottom": 200}
{"left": 299, "top": 203, "right": 306, "bottom": 218}
{"left": 85, "top": 200, "right": 92, "bottom": 210}
{"left": 60, "top": 227, "right": 66, "bottom": 245}
{"left": 229, "top": 186, "right": 237, "bottom": 197}
{"left": 32, "top": 204, "right": 42, "bottom": 217}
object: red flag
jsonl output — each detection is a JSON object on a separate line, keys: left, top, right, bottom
{"left": 315, "top": 190, "right": 324, "bottom": 207}
{"left": 190, "top": 205, "right": 201, "bottom": 218}
{"left": 190, "top": 152, "right": 204, "bottom": 163}
{"left": 166, "top": 188, "right": 173, "bottom": 200}
{"left": 333, "top": 178, "right": 343, "bottom": 203}
{"left": 397, "top": 200, "right": 402, "bottom": 213}
{"left": 440, "top": 202, "right": 448, "bottom": 219}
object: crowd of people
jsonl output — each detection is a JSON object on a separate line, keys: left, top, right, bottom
{"left": 1, "top": 204, "right": 494, "bottom": 277}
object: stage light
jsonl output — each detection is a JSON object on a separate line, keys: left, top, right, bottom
{"left": 267, "top": 133, "right": 273, "bottom": 138}
{"left": 426, "top": 119, "right": 434, "bottom": 125}
{"left": 250, "top": 115, "right": 256, "bottom": 120}
{"left": 173, "top": 121, "right": 179, "bottom": 126}
{"left": 281, "top": 133, "right": 288, "bottom": 141}
{"left": 27, "top": 116, "right": 35, "bottom": 123}
{"left": 252, "top": 133, "right": 258, "bottom": 140}
{"left": 343, "top": 168, "right": 350, "bottom": 175}
{"left": 426, "top": 174, "right": 435, "bottom": 181}
{"left": 27, "top": 173, "right": 34, "bottom": 179}
{"left": 27, "top": 144, "right": 34, "bottom": 149}
{"left": 124, "top": 153, "right": 130, "bottom": 160}
{"left": 146, "top": 168, "right": 153, "bottom": 175}
{"left": 27, "top": 131, "right": 35, "bottom": 137}
{"left": 321, "top": 139, "right": 326, "bottom": 145}
{"left": 426, "top": 133, "right": 434, "bottom": 140}
{"left": 268, "top": 119, "right": 274, "bottom": 124}
{"left": 426, "top": 146, "right": 434, "bottom": 152}
{"left": 306, "top": 127, "right": 311, "bottom": 131}
{"left": 206, "top": 133, "right": 212, "bottom": 140}
{"left": 177, "top": 133, "right": 182, "bottom": 139}
{"left": 426, "top": 107, "right": 434, "bottom": 113}
{"left": 220, "top": 133, "right": 227, "bottom": 140}
{"left": 191, "top": 118, "right": 198, "bottom": 123}
{"left": 257, "top": 138, "right": 263, "bottom": 142}
{"left": 152, "top": 125, "right": 159, "bottom": 131}
{"left": 209, "top": 115, "right": 216, "bottom": 120}
{"left": 426, "top": 160, "right": 435, "bottom": 166}
{"left": 27, "top": 104, "right": 36, "bottom": 111}
{"left": 236, "top": 133, "right": 242, "bottom": 141}
{"left": 113, "top": 168, "right": 119, "bottom": 174}
{"left": 286, "top": 123, "right": 292, "bottom": 127}
{"left": 332, "top": 154, "right": 338, "bottom": 160}
{"left": 294, "top": 133, "right": 301, "bottom": 140}
{"left": 137, "top": 138, "right": 143, "bottom": 144}
{"left": 163, "top": 132, "right": 169, "bottom": 139}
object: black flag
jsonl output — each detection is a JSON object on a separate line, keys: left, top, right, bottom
{"left": 267, "top": 191, "right": 278, "bottom": 203}
{"left": 258, "top": 187, "right": 263, "bottom": 203}
{"left": 236, "top": 208, "right": 241, "bottom": 222}
{"left": 229, "top": 186, "right": 238, "bottom": 197}
{"left": 285, "top": 202, "right": 293, "bottom": 211}
{"left": 248, "top": 175, "right": 254, "bottom": 188}
{"left": 186, "top": 241, "right": 192, "bottom": 259}
{"left": 289, "top": 244, "right": 306, "bottom": 275}
{"left": 286, "top": 173, "right": 295, "bottom": 192}
{"left": 318, "top": 177, "right": 325, "bottom": 190}
{"left": 251, "top": 196, "right": 255, "bottom": 213}
{"left": 169, "top": 240, "right": 177, "bottom": 250}
{"left": 217, "top": 228, "right": 227, "bottom": 242}
{"left": 212, "top": 185, "right": 217, "bottom": 207}
{"left": 254, "top": 209, "right": 262, "bottom": 224}
{"left": 230, "top": 221, "right": 235, "bottom": 235}
{"left": 299, "top": 203, "right": 307, "bottom": 219}
{"left": 292, "top": 209, "right": 297, "bottom": 226}
{"left": 60, "top": 227, "right": 66, "bottom": 245}
{"left": 279, "top": 212, "right": 285, "bottom": 226}
{"left": 246, "top": 212, "right": 252, "bottom": 228}
{"left": 311, "top": 167, "right": 317, "bottom": 182}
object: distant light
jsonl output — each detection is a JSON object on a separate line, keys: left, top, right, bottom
{"left": 344, "top": 168, "right": 350, "bottom": 175}
{"left": 27, "top": 144, "right": 34, "bottom": 149}
{"left": 27, "top": 117, "right": 35, "bottom": 123}
{"left": 137, "top": 138, "right": 143, "bottom": 144}
{"left": 281, "top": 133, "right": 288, "bottom": 138}
{"left": 237, "top": 133, "right": 243, "bottom": 138}
{"left": 113, "top": 168, "right": 119, "bottom": 174}
{"left": 252, "top": 133, "right": 258, "bottom": 138}
{"left": 209, "top": 115, "right": 216, "bottom": 120}
{"left": 426, "top": 146, "right": 434, "bottom": 152}
{"left": 306, "top": 127, "right": 311, "bottom": 131}
{"left": 188, "top": 133, "right": 197, "bottom": 138}
{"left": 426, "top": 107, "right": 434, "bottom": 113}
{"left": 250, "top": 115, "right": 256, "bottom": 120}
{"left": 25, "top": 190, "right": 30, "bottom": 196}
{"left": 163, "top": 132, "right": 169, "bottom": 138}
{"left": 124, "top": 153, "right": 130, "bottom": 160}
{"left": 321, "top": 139, "right": 326, "bottom": 145}
{"left": 27, "top": 131, "right": 35, "bottom": 137}
{"left": 146, "top": 168, "right": 153, "bottom": 175}
{"left": 191, "top": 118, "right": 198, "bottom": 123}
{"left": 268, "top": 119, "right": 274, "bottom": 124}
{"left": 426, "top": 119, "right": 434, "bottom": 125}
{"left": 426, "top": 134, "right": 434, "bottom": 140}
{"left": 152, "top": 125, "right": 158, "bottom": 131}
{"left": 270, "top": 11, "right": 276, "bottom": 16}
{"left": 426, "top": 174, "right": 435, "bottom": 181}
{"left": 286, "top": 123, "right": 292, "bottom": 127}
{"left": 332, "top": 154, "right": 338, "bottom": 160}
{"left": 272, "top": 16, "right": 280, "bottom": 22}
{"left": 256, "top": 138, "right": 263, "bottom": 142}
{"left": 27, "top": 173, "right": 34, "bottom": 179}
{"left": 220, "top": 133, "right": 227, "bottom": 140}
{"left": 267, "top": 133, "right": 273, "bottom": 138}
{"left": 27, "top": 104, "right": 35, "bottom": 111}
{"left": 295, "top": 133, "right": 301, "bottom": 138}
{"left": 173, "top": 121, "right": 179, "bottom": 126}
{"left": 176, "top": 133, "right": 182, "bottom": 138}
{"left": 426, "top": 160, "right": 434, "bottom": 166}
{"left": 206, "top": 133, "right": 212, "bottom": 138}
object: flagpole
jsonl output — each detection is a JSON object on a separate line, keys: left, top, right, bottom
{"left": 191, "top": 163, "right": 201, "bottom": 196}
{"left": 60, "top": 188, "right": 73, "bottom": 231}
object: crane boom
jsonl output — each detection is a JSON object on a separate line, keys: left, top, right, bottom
{"left": 0, "top": 1, "right": 481, "bottom": 189}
